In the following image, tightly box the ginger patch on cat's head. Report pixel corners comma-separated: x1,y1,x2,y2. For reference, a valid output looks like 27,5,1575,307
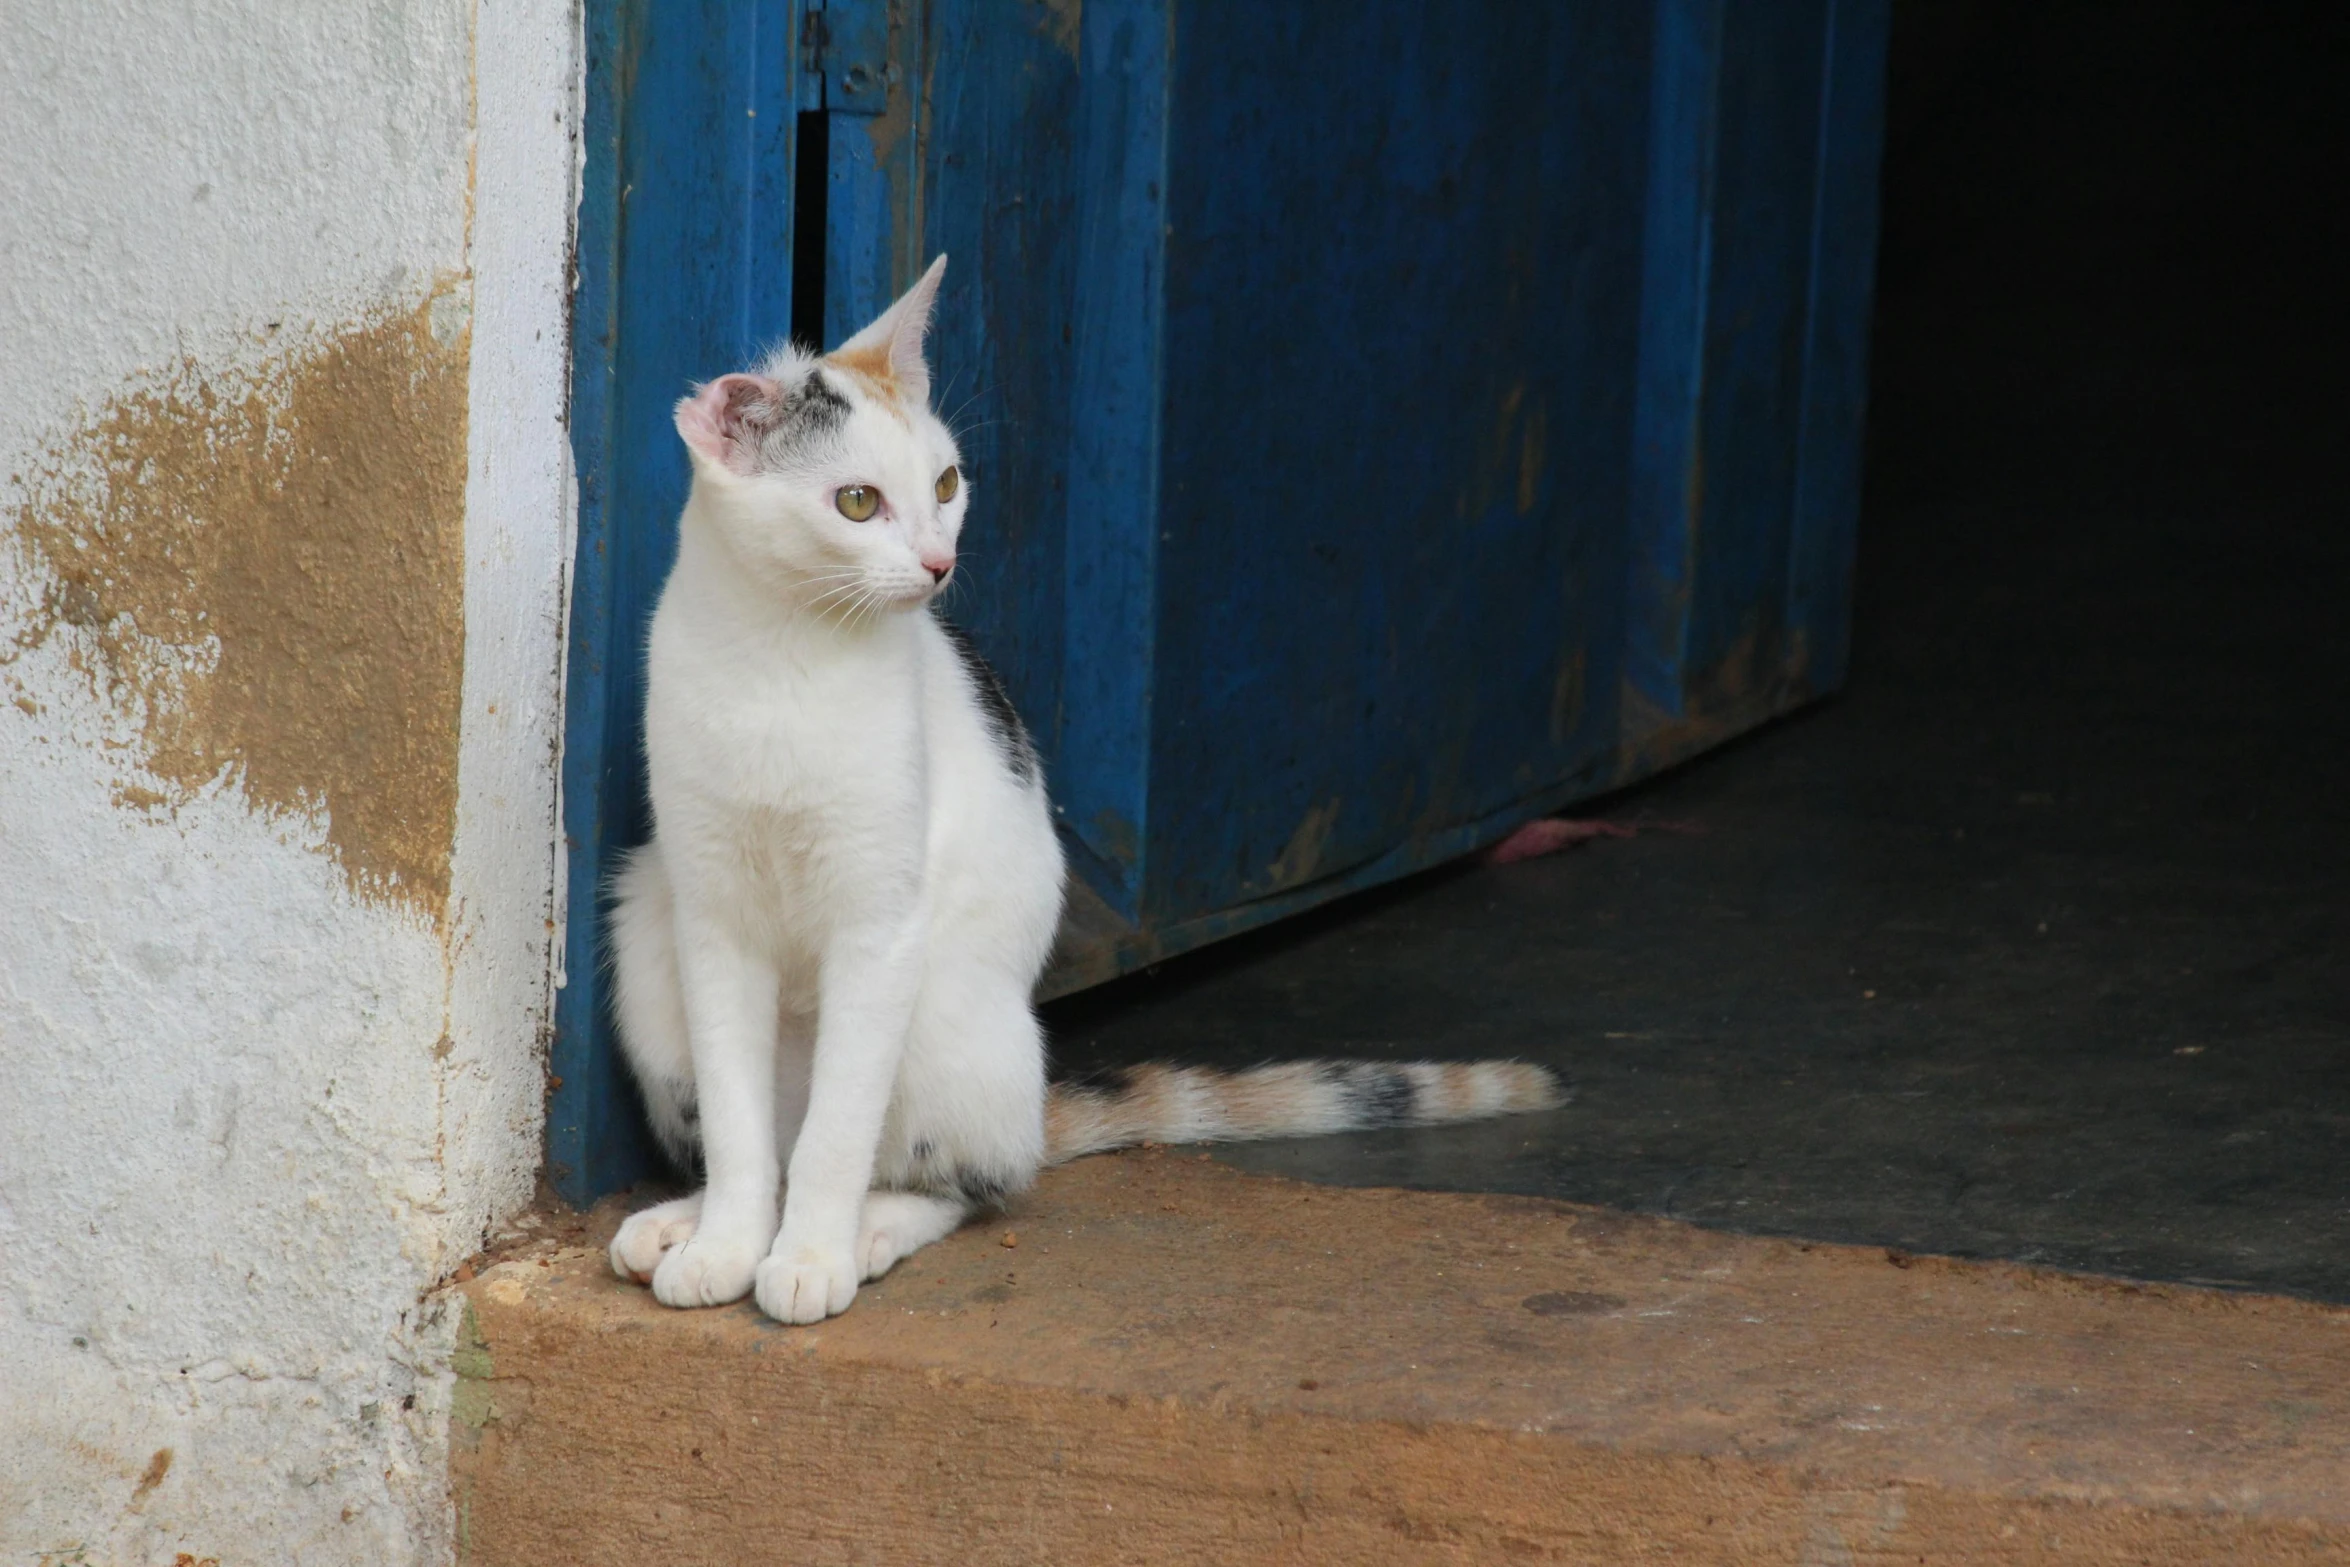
823,339,903,409
821,254,947,415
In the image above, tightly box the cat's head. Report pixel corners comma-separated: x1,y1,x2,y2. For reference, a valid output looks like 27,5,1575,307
674,255,966,617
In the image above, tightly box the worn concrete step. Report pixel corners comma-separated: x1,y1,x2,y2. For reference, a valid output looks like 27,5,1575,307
454,1152,2350,1565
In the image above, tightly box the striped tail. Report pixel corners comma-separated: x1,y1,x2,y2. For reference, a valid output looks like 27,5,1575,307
1044,1059,1567,1163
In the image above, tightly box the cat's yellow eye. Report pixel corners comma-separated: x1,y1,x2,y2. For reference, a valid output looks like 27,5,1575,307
835,484,880,521
934,465,961,504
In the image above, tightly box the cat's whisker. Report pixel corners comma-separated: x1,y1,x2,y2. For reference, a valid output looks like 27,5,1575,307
808,579,867,618
943,381,999,429
934,361,970,412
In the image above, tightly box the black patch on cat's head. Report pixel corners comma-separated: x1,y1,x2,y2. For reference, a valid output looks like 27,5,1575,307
742,366,853,469
936,618,1039,785
797,367,853,424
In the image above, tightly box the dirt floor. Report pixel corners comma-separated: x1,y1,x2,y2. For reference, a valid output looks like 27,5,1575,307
456,1156,2350,1565
1046,2,2350,1303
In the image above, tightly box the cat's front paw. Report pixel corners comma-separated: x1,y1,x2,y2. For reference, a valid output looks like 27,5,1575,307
650,1233,761,1308
755,1246,859,1324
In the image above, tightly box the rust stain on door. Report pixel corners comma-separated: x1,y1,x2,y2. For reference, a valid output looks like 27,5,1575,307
1267,797,1342,893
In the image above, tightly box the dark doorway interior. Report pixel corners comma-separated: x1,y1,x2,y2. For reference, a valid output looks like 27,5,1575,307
1046,3,2350,1300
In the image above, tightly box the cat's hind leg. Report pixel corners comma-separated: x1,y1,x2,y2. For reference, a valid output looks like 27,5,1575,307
855,1191,969,1281
610,1192,702,1284
605,844,715,1289
888,961,1049,1208
609,845,701,1167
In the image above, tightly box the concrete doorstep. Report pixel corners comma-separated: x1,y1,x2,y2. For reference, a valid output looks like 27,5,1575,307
453,1152,2350,1565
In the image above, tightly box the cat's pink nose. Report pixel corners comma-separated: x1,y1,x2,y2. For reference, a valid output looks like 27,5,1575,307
922,556,954,583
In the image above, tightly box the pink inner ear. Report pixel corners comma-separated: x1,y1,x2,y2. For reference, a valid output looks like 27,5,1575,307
676,373,782,472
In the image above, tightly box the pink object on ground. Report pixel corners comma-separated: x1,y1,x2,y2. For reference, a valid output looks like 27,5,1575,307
1482,816,1704,866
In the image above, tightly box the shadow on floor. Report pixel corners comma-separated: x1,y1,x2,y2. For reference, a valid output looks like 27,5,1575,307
1046,3,2350,1301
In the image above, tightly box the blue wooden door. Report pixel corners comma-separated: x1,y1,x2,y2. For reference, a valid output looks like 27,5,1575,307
554,0,1890,1203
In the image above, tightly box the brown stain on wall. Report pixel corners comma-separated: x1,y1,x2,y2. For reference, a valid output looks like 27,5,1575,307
127,1446,172,1512
5,293,470,915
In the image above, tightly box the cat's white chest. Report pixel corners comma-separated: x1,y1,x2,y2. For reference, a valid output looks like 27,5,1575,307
647,616,930,945
699,669,903,801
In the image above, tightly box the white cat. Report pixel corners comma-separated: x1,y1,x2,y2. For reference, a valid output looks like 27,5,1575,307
606,257,1562,1324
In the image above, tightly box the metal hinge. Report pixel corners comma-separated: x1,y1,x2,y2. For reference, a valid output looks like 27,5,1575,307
802,0,891,117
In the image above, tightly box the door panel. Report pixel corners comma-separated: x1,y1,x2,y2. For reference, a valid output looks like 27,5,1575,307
554,0,1890,1202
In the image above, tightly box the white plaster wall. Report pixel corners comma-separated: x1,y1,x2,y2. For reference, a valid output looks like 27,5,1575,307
444,0,583,1367
0,2,577,1562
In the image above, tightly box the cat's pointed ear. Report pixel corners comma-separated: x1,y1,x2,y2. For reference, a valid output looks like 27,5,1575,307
831,254,947,409
675,372,785,474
